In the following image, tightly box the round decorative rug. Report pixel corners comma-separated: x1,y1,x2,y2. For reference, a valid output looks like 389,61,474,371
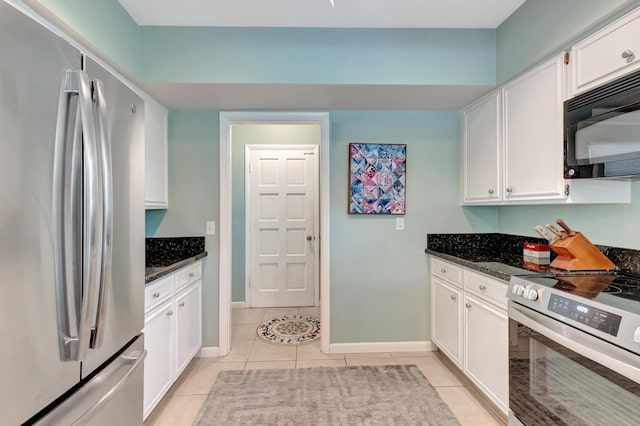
256,314,320,345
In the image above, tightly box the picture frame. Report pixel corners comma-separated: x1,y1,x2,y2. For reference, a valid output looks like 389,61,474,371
348,143,406,215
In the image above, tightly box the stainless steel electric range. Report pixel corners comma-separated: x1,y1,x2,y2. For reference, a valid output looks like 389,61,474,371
507,272,640,426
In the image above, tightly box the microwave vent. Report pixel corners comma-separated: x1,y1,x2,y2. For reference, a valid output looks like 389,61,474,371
567,69,640,112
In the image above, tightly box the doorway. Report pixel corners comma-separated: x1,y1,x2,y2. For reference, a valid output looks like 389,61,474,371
219,112,331,357
245,145,319,308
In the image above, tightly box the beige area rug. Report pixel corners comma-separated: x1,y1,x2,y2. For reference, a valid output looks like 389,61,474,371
194,365,460,425
256,315,320,345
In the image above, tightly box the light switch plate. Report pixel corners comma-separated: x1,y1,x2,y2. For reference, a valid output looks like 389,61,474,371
396,217,405,231
206,221,216,235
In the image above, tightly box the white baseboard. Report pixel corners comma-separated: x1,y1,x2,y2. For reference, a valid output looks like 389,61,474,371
329,341,433,354
231,301,246,309
197,346,220,358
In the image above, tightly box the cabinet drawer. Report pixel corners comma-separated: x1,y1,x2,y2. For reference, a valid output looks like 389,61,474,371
431,258,463,286
145,275,174,313
464,271,508,310
175,262,201,292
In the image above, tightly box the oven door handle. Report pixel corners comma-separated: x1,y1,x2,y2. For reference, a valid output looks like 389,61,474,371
509,301,640,383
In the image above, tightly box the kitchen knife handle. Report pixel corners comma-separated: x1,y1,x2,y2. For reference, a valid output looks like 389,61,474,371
534,225,553,242
556,219,576,236
546,224,565,239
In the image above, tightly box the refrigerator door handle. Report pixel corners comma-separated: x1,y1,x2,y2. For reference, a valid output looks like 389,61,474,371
91,79,112,349
59,69,103,361
53,72,82,361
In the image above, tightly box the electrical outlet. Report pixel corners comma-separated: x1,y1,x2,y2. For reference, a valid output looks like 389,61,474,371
206,221,216,235
396,217,405,231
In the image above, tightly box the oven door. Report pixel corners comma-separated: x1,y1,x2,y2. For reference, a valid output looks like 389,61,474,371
508,301,640,426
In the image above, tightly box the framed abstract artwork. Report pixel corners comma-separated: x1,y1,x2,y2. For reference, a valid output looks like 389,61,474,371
348,143,406,214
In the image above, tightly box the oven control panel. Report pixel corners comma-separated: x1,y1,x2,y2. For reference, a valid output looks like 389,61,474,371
548,294,622,336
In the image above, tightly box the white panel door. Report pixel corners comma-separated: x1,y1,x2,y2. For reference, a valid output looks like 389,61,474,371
249,147,318,307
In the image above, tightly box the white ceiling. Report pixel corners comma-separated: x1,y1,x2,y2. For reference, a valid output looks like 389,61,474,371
118,0,526,28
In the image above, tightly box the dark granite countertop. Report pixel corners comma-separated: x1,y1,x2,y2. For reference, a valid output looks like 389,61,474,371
425,233,640,281
425,249,536,282
145,236,207,284
425,233,551,281
145,252,207,284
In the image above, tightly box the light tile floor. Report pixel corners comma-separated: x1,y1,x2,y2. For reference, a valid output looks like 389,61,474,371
145,307,504,426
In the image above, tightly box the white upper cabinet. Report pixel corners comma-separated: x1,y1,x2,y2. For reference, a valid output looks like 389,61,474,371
503,55,566,202
570,7,640,96
462,91,502,203
145,99,169,209
461,54,631,206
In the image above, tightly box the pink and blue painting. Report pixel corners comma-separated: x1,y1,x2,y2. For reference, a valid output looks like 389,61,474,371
349,143,406,214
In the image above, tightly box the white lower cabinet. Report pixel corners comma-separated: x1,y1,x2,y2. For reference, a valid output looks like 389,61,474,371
431,277,463,367
175,280,202,377
143,300,174,419
430,258,508,415
143,261,202,420
463,293,508,414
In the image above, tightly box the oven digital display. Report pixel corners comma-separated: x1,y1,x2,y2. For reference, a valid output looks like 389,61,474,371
547,294,622,336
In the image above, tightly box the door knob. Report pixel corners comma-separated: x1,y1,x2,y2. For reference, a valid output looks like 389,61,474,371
306,235,313,241
622,49,634,59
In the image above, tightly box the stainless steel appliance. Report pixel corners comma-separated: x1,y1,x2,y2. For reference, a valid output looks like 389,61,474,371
507,273,640,426
0,1,146,424
564,68,640,178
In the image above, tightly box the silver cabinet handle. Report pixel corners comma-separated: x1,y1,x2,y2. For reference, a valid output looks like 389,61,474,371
622,49,634,59
167,310,174,316
488,189,494,194
440,268,446,273
153,292,160,298
179,301,185,307
479,285,487,291
189,272,195,278
506,187,513,193
450,295,457,301
465,303,472,308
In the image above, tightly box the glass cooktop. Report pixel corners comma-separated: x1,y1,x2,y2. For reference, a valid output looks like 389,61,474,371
515,273,640,314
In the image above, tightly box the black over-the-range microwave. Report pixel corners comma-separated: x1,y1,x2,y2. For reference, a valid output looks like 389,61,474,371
565,68,640,178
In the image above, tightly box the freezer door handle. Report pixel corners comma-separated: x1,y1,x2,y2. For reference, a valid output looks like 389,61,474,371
91,79,113,350
73,348,146,425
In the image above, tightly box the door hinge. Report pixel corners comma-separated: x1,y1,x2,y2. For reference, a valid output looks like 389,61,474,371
564,52,570,65
565,184,570,197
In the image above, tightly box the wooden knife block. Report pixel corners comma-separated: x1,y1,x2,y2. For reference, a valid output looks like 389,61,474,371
550,232,615,271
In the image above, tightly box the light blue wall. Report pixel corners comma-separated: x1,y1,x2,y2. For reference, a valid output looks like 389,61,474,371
496,0,633,82
25,0,141,80
231,124,321,302
146,111,219,346
329,111,497,343
498,183,640,249
140,27,496,85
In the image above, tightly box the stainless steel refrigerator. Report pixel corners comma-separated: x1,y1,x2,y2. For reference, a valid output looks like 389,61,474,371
0,1,145,424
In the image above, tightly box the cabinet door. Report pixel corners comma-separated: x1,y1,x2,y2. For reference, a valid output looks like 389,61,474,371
571,8,640,95
175,280,202,377
463,294,508,414
462,91,502,203
431,276,463,367
144,100,168,209
143,300,174,420
503,55,566,201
